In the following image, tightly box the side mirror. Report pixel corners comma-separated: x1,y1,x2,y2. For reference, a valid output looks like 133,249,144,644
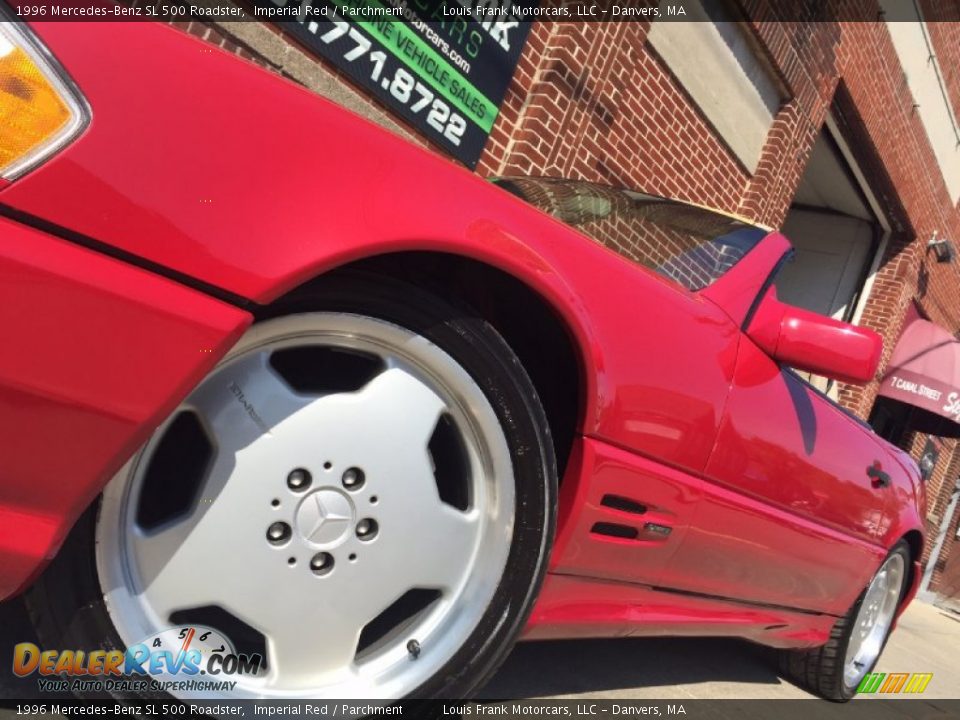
746,287,883,385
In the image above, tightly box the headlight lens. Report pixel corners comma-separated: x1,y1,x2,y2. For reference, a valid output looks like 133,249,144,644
0,22,88,180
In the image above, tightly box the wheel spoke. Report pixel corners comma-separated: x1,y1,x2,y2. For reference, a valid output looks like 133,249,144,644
263,608,364,688
131,451,274,623
188,352,313,451
405,506,483,591
338,369,482,592
132,516,226,623
359,366,448,443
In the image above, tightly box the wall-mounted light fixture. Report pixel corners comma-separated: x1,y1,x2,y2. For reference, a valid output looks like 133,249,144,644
928,231,956,264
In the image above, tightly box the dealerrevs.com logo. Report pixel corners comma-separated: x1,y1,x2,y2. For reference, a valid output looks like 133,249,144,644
13,626,263,694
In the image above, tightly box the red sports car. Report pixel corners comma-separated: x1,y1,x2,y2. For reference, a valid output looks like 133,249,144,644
0,19,925,704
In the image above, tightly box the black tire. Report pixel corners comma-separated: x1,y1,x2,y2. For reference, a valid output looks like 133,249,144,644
778,540,911,701
26,272,558,703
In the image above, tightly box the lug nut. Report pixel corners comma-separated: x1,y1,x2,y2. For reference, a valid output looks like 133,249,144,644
342,467,365,491
310,552,334,576
266,521,292,545
356,518,378,541
287,468,312,492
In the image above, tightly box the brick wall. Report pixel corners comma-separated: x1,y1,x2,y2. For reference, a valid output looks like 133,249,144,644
476,22,751,212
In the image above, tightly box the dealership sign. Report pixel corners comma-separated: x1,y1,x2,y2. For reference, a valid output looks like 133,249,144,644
259,0,535,168
883,371,960,422
878,315,960,430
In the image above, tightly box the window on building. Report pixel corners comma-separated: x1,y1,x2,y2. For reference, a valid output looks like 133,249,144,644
646,0,785,172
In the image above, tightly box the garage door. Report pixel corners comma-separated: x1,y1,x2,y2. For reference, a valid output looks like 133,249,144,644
776,208,875,321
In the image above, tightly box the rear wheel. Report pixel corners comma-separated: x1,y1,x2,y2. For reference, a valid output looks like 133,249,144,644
779,541,910,701
28,277,557,700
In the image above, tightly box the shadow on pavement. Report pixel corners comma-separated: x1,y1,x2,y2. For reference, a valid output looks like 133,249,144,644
480,636,785,698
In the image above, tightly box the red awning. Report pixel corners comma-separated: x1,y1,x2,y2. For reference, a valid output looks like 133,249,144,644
879,316,960,437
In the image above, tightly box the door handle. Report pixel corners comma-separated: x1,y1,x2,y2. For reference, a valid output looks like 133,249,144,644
867,462,891,489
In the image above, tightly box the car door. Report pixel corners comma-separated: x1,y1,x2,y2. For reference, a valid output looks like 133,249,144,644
659,321,893,617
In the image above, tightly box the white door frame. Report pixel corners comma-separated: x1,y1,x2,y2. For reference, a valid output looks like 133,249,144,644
822,115,892,328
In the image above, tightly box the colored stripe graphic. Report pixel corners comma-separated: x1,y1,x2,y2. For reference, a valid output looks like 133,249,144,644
857,673,885,693
857,672,933,694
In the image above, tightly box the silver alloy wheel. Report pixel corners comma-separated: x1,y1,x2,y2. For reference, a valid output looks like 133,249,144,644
842,552,905,690
96,313,516,699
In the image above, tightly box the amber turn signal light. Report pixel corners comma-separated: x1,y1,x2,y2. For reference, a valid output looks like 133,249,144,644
0,22,88,180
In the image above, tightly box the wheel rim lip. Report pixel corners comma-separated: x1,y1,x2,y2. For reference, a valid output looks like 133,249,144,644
95,313,517,699
842,553,905,690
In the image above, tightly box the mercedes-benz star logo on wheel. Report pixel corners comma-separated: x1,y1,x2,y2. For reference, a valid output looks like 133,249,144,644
295,489,354,546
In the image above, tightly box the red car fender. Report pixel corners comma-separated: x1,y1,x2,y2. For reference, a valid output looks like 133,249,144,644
0,217,251,599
